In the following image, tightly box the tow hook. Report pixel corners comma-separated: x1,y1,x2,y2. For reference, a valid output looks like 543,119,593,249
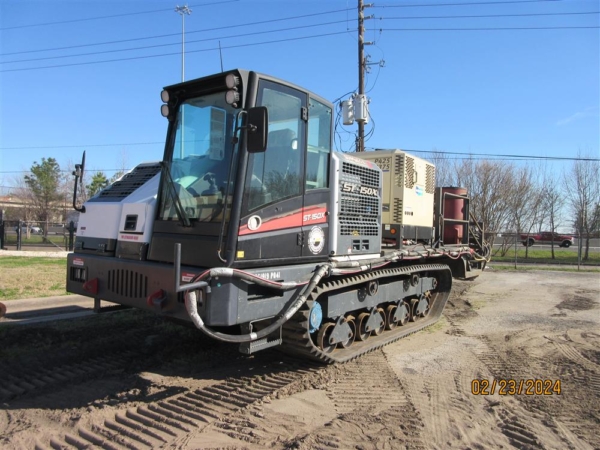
147,289,167,312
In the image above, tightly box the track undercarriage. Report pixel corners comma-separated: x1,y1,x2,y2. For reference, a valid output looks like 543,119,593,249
281,264,453,363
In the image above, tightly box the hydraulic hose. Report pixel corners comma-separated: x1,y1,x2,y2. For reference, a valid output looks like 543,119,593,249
184,264,330,344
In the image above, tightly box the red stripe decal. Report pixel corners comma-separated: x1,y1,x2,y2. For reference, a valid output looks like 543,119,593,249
239,204,327,236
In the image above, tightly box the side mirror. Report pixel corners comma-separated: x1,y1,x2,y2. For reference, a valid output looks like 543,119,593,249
246,106,268,153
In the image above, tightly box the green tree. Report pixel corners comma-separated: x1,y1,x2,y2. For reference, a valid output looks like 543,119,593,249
87,171,109,197
23,158,61,230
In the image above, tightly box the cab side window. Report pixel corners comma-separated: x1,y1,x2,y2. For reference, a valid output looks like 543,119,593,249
306,98,331,190
245,83,304,211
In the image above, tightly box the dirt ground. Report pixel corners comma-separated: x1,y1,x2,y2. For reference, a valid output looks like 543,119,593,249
1,269,599,449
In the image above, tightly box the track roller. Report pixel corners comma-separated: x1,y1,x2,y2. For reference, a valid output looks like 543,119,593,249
317,322,336,354
385,304,398,330
339,315,355,349
396,301,410,326
281,264,453,364
356,312,371,341
372,308,385,336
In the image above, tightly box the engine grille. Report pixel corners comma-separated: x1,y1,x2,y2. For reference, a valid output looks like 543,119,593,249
107,269,148,299
339,160,380,236
92,163,161,201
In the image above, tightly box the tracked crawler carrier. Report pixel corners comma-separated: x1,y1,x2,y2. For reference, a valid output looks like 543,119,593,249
67,69,489,363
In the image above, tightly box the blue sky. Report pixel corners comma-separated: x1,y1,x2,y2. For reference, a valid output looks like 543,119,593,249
0,0,598,189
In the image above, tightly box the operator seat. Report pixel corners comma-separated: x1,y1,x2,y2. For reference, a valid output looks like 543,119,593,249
265,128,297,177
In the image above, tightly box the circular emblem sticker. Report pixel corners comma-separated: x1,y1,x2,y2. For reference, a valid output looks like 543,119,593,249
308,226,325,254
247,215,262,231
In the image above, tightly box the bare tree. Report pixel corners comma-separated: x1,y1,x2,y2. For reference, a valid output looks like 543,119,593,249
538,167,565,260
11,176,37,238
428,148,453,187
505,165,544,258
452,158,516,249
109,150,130,183
564,151,600,260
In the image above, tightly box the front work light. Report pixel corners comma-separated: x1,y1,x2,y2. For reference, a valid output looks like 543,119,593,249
160,89,170,103
225,74,240,89
225,90,240,105
161,104,169,118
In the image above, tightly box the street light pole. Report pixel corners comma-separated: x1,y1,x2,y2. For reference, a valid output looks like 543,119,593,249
175,5,192,82
175,5,192,158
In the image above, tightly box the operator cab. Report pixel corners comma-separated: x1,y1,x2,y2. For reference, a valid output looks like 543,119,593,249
149,70,333,269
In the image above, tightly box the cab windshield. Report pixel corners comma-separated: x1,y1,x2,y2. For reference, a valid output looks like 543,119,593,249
159,93,238,223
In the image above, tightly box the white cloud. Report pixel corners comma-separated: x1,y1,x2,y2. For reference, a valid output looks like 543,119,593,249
556,107,598,126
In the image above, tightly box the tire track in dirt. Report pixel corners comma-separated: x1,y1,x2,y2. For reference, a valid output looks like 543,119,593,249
36,359,324,450
0,349,140,402
473,334,597,450
277,350,428,449
536,335,600,449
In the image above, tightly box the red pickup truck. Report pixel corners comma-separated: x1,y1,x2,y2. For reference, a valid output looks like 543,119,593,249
521,232,574,248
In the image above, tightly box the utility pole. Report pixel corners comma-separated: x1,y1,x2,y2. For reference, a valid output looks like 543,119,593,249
340,1,380,152
175,5,192,82
356,0,373,152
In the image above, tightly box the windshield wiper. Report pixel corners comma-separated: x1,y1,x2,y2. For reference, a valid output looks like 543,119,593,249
161,162,191,227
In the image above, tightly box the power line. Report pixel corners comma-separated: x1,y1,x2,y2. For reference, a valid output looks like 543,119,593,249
0,7,352,57
0,1,237,31
0,142,163,150
383,26,599,30
382,11,599,20
0,140,597,164
0,30,352,73
3,21,596,74
396,148,600,161
1,19,350,65
376,0,563,8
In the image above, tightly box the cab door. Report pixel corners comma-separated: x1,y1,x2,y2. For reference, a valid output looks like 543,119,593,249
237,80,307,263
301,96,332,259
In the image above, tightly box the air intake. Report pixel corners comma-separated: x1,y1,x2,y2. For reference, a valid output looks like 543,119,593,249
107,269,148,299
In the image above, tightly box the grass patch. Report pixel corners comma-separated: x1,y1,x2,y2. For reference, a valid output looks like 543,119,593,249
3,234,67,246
0,257,68,300
489,265,600,273
426,316,448,333
492,248,600,265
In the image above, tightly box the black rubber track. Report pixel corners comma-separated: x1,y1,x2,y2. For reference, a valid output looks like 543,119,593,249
281,263,453,364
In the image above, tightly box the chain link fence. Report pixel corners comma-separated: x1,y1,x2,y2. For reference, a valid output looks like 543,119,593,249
487,232,600,267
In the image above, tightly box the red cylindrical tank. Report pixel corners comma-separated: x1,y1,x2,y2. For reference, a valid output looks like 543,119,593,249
441,187,467,245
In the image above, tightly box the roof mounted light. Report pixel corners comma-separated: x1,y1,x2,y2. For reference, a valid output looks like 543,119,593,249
225,74,240,89
225,90,240,106
160,89,170,103
161,104,170,118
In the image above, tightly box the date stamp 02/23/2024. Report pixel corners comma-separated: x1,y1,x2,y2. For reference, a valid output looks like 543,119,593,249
471,379,562,396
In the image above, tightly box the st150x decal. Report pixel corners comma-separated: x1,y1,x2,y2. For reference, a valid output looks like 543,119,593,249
341,182,379,197
303,211,326,223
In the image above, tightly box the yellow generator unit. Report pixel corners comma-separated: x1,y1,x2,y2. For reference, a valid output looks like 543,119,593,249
350,149,436,249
